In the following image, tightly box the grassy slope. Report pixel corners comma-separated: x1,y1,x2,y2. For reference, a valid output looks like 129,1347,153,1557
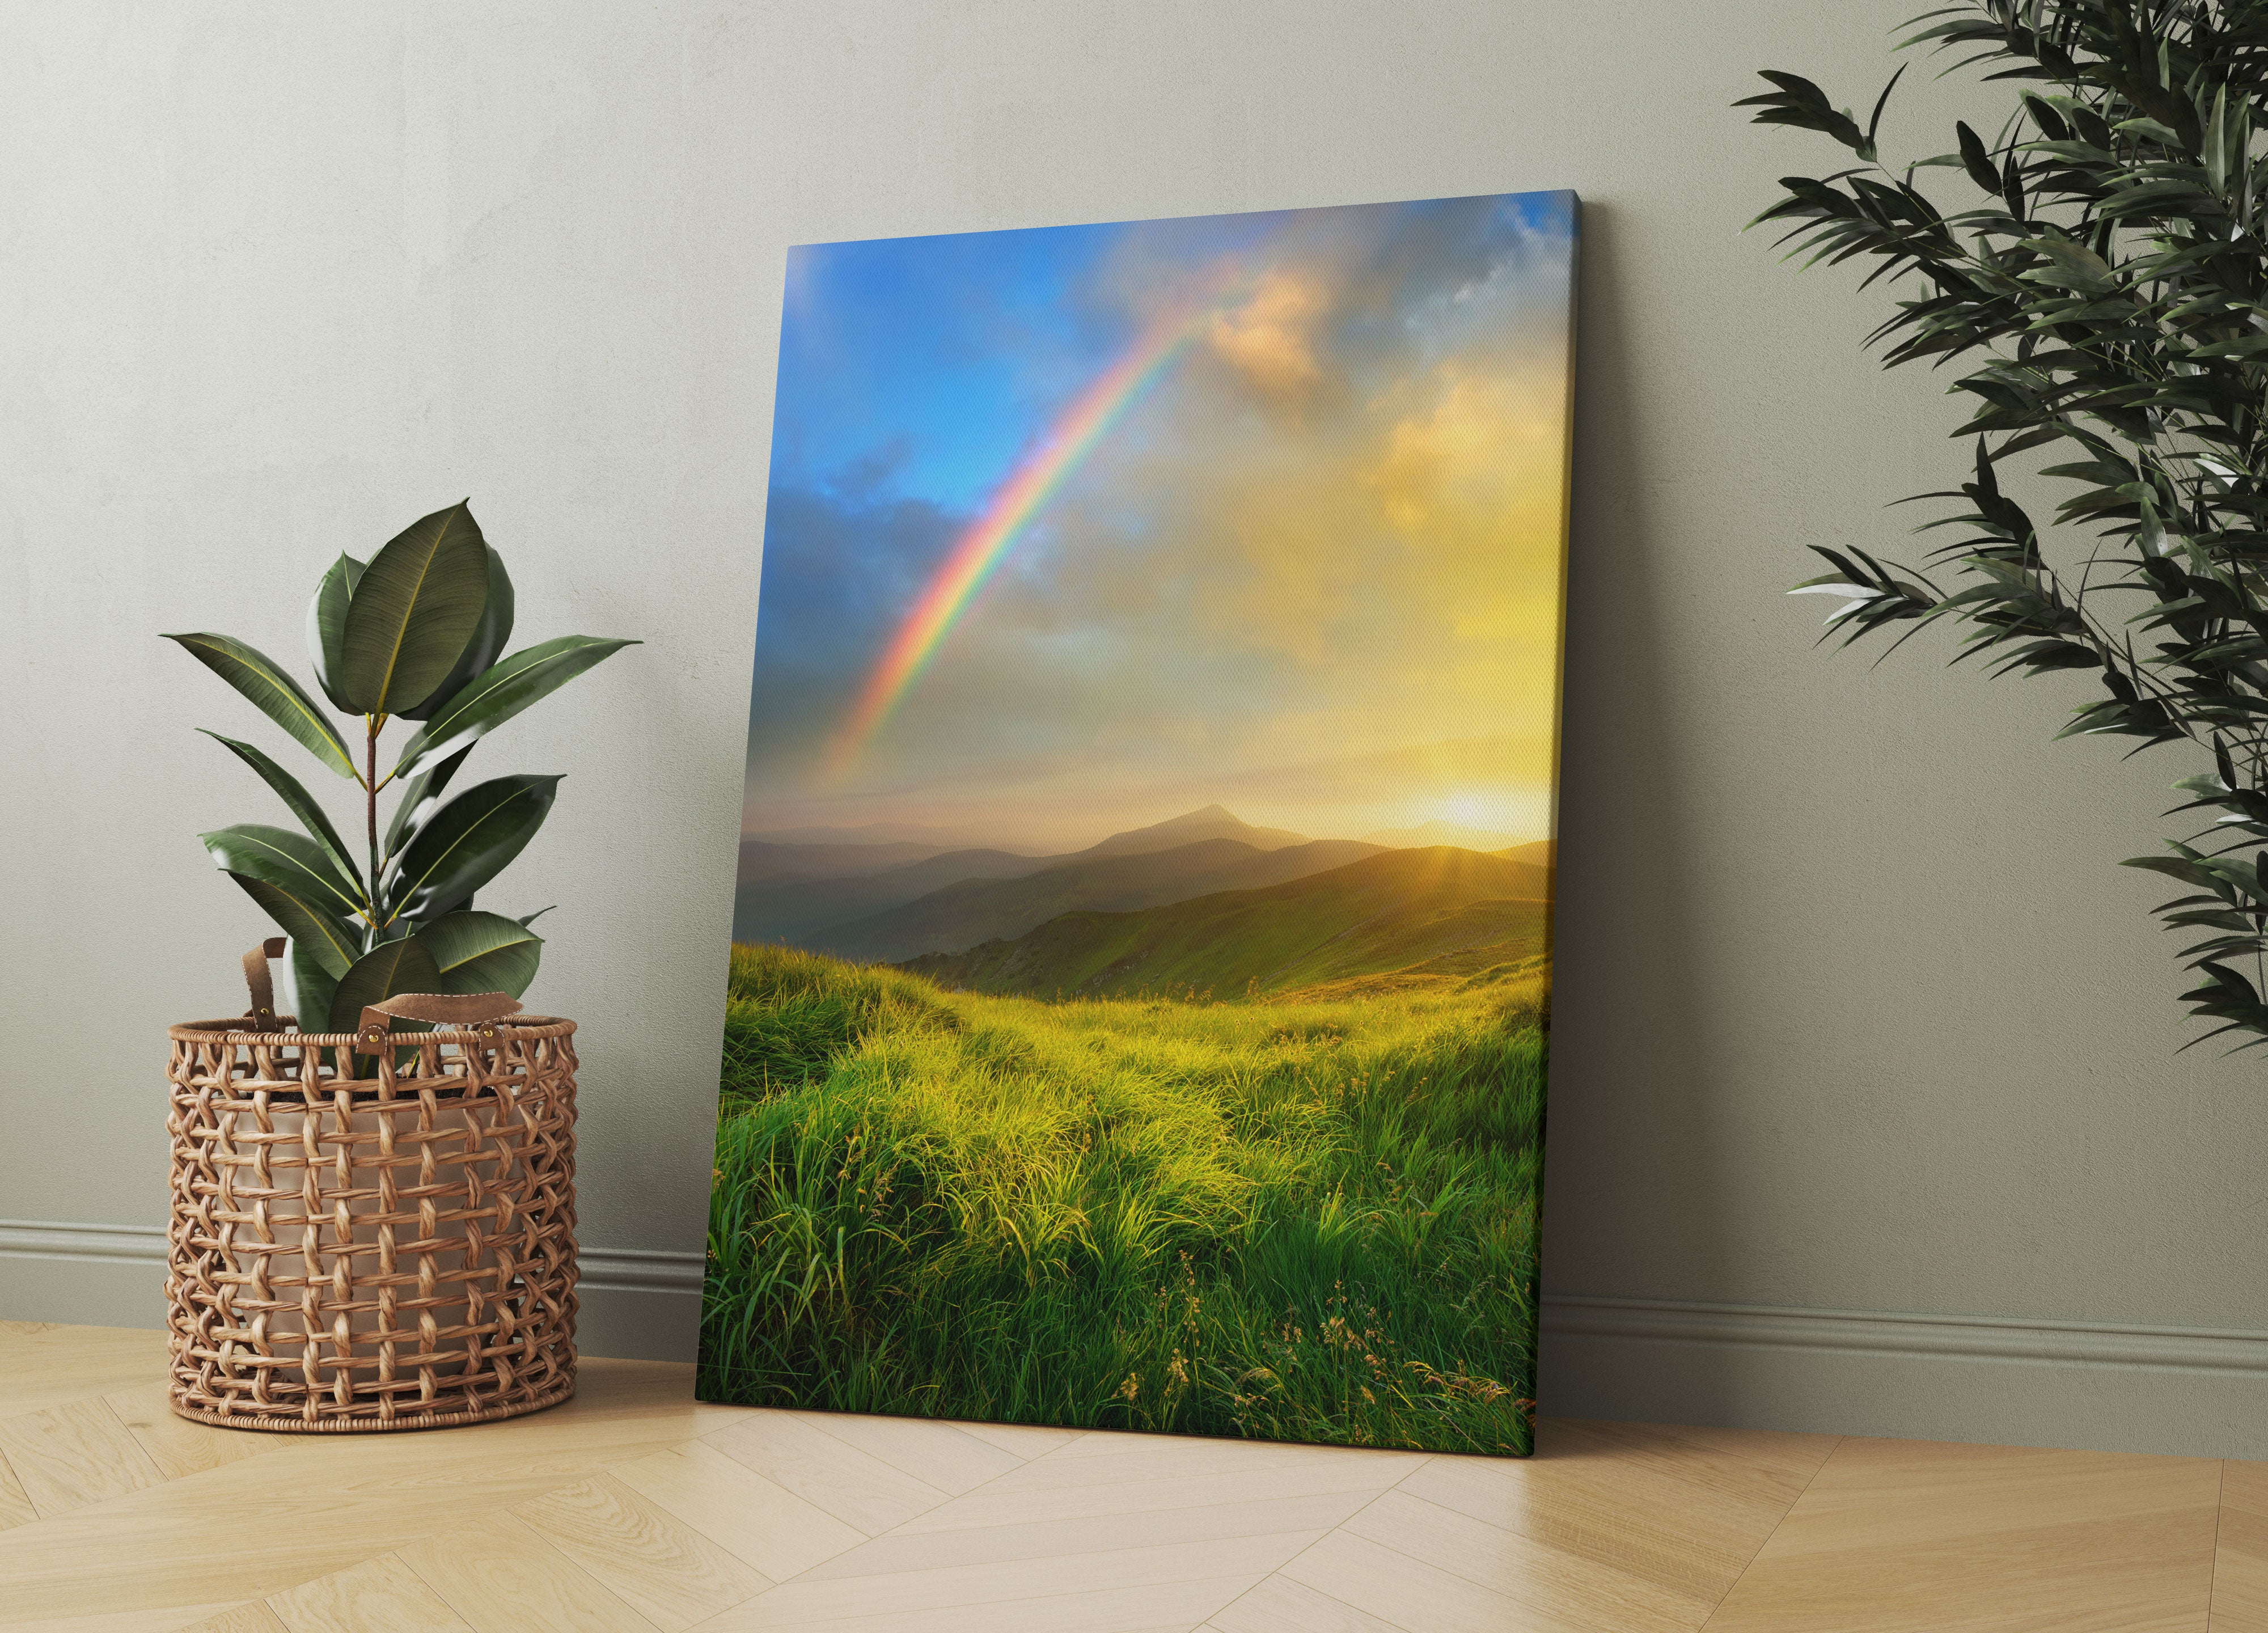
902,844,1551,1000
703,942,1546,1456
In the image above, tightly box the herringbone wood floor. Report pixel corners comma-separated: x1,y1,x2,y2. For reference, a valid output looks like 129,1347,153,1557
0,1321,2256,1631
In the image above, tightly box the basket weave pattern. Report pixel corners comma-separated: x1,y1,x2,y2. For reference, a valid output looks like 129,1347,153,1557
164,1017,579,1432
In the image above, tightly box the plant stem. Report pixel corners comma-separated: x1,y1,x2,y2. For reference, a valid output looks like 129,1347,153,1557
366,718,380,921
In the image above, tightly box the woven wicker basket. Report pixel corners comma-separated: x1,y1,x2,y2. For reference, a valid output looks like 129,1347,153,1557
164,943,579,1432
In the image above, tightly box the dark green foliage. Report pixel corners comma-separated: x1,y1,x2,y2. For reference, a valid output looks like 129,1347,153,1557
169,502,637,1024
1744,2,2268,1050
700,944,1543,1455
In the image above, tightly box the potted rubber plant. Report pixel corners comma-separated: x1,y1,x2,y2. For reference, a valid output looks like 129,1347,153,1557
166,501,636,1031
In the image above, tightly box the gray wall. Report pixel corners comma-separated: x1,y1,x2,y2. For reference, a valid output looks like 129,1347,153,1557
8,1,2264,1454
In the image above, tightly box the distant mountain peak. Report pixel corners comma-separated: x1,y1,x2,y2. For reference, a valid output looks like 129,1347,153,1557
1083,805,1309,858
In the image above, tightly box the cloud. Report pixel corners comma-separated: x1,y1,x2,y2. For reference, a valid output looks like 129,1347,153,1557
1205,270,1329,402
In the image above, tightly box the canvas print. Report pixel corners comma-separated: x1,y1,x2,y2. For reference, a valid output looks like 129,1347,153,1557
702,191,1574,1457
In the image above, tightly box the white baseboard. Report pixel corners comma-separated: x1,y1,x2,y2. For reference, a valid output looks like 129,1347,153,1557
9,1220,2265,1456
0,1219,703,1363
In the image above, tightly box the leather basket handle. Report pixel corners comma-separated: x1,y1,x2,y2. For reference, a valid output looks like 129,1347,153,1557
242,939,287,1031
354,991,524,1053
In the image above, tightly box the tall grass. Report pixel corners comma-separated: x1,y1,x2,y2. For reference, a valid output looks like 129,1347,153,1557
700,943,1546,1455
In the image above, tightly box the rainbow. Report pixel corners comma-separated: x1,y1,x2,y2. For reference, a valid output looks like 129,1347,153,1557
819,297,1217,781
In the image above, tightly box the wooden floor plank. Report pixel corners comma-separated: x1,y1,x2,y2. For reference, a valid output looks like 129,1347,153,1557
996,1438,1427,1492
0,1446,37,1532
704,1412,953,1534
700,1571,1266,1632
950,1421,1087,1461
0,1356,725,1628
1347,1486,1702,1633
892,1445,1419,1535
789,1410,1026,1496
0,1329,173,1420
1,1607,252,1633
514,1472,772,1631
803,1488,1378,1581
1206,1575,1407,1633
1281,1528,1547,1633
101,1388,274,1482
0,1399,166,1518
610,1440,867,1584
269,1555,475,1633
1705,1436,2220,1632
176,1607,289,1633
2211,1457,2268,1632
397,1510,650,1632
706,1530,1322,1628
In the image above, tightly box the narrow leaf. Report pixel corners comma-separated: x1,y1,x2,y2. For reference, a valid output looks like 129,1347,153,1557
202,824,369,924
200,731,362,890
284,944,340,1031
223,874,359,980
163,633,357,780
392,636,639,779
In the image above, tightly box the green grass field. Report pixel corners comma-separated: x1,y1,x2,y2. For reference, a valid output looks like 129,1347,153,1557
699,940,1547,1456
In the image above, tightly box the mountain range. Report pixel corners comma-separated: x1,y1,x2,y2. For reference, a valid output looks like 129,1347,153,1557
735,805,1334,950
811,836,1385,964
899,844,1552,1000
731,805,1554,968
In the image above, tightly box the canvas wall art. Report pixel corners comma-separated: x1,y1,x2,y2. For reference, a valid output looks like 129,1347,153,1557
702,191,1575,1457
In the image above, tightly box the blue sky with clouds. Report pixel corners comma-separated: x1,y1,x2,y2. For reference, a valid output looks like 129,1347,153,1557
746,192,1577,851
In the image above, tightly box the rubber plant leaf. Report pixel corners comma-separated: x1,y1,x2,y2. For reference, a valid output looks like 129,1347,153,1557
284,945,340,1032
325,936,443,1033
383,743,473,861
305,553,366,712
392,635,639,779
411,909,543,999
383,775,561,923
201,824,369,926
162,632,357,780
397,545,515,721
336,501,491,716
200,731,362,892
221,874,359,980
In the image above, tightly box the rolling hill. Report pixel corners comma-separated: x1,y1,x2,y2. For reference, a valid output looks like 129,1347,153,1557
737,805,1331,957
733,846,1057,945
813,835,1384,964
898,844,1552,1000
737,837,957,886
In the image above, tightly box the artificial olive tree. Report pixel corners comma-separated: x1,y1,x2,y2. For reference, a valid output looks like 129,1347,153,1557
1746,2,2268,1048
